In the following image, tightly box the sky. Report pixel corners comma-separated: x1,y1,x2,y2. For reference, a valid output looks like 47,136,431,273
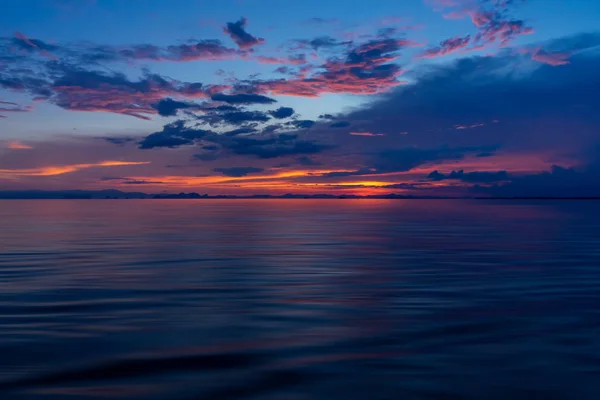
1,0,600,196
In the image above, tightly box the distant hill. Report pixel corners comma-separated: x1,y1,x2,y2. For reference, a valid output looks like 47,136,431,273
0,190,598,200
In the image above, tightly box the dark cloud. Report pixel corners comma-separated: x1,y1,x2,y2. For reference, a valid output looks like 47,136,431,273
269,107,295,119
153,98,203,117
278,133,298,141
0,65,220,119
291,120,315,129
12,32,59,56
122,179,164,185
138,120,212,149
319,114,335,120
262,124,283,134
212,167,265,177
211,93,276,104
3,33,241,65
223,17,265,50
223,127,258,136
274,66,292,74
156,40,240,62
229,139,332,159
292,36,351,51
475,165,600,197
368,145,499,175
102,137,136,145
296,156,322,166
428,169,509,183
194,153,219,161
330,121,350,128
221,111,271,124
334,35,600,156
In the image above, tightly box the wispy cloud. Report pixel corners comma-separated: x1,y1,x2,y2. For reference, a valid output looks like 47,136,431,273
6,141,33,150
0,161,149,178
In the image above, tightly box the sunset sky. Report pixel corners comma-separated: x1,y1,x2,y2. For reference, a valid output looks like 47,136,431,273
1,0,600,196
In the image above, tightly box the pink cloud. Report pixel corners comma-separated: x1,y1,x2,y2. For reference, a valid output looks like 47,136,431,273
429,0,534,50
254,55,307,65
14,31,38,48
455,123,485,130
248,38,408,97
14,31,58,60
525,47,571,66
421,35,471,58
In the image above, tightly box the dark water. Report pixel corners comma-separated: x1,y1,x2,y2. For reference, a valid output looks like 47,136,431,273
1,199,599,399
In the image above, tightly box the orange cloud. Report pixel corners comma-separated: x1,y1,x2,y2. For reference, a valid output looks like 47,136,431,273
0,161,149,178
124,169,356,188
7,141,33,149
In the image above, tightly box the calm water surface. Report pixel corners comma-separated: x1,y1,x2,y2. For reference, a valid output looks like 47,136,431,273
1,199,599,399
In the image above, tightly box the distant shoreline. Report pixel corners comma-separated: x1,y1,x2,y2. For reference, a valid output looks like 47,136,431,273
0,190,599,201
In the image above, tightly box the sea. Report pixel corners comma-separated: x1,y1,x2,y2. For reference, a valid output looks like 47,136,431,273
0,199,599,399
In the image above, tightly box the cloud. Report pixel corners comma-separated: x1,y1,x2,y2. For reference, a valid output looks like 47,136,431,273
6,141,33,149
429,0,533,50
269,107,295,119
300,18,340,26
349,131,384,136
455,123,485,130
0,103,33,114
223,17,265,50
292,36,351,51
474,165,600,197
43,66,221,119
291,120,315,129
211,93,276,104
242,37,410,97
319,114,335,119
428,169,509,183
330,121,351,128
121,179,164,185
12,31,58,60
227,139,332,159
421,35,471,58
221,110,271,124
138,120,213,149
255,54,307,65
223,127,258,136
296,156,322,166
0,161,149,178
153,98,204,116
102,137,136,145
522,47,571,66
145,40,239,62
332,34,600,161
212,167,265,177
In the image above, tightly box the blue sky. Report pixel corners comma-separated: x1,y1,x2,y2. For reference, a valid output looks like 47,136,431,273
1,0,600,196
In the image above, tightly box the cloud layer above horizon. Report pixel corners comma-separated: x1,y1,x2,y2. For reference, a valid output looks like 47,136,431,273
1,0,600,196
